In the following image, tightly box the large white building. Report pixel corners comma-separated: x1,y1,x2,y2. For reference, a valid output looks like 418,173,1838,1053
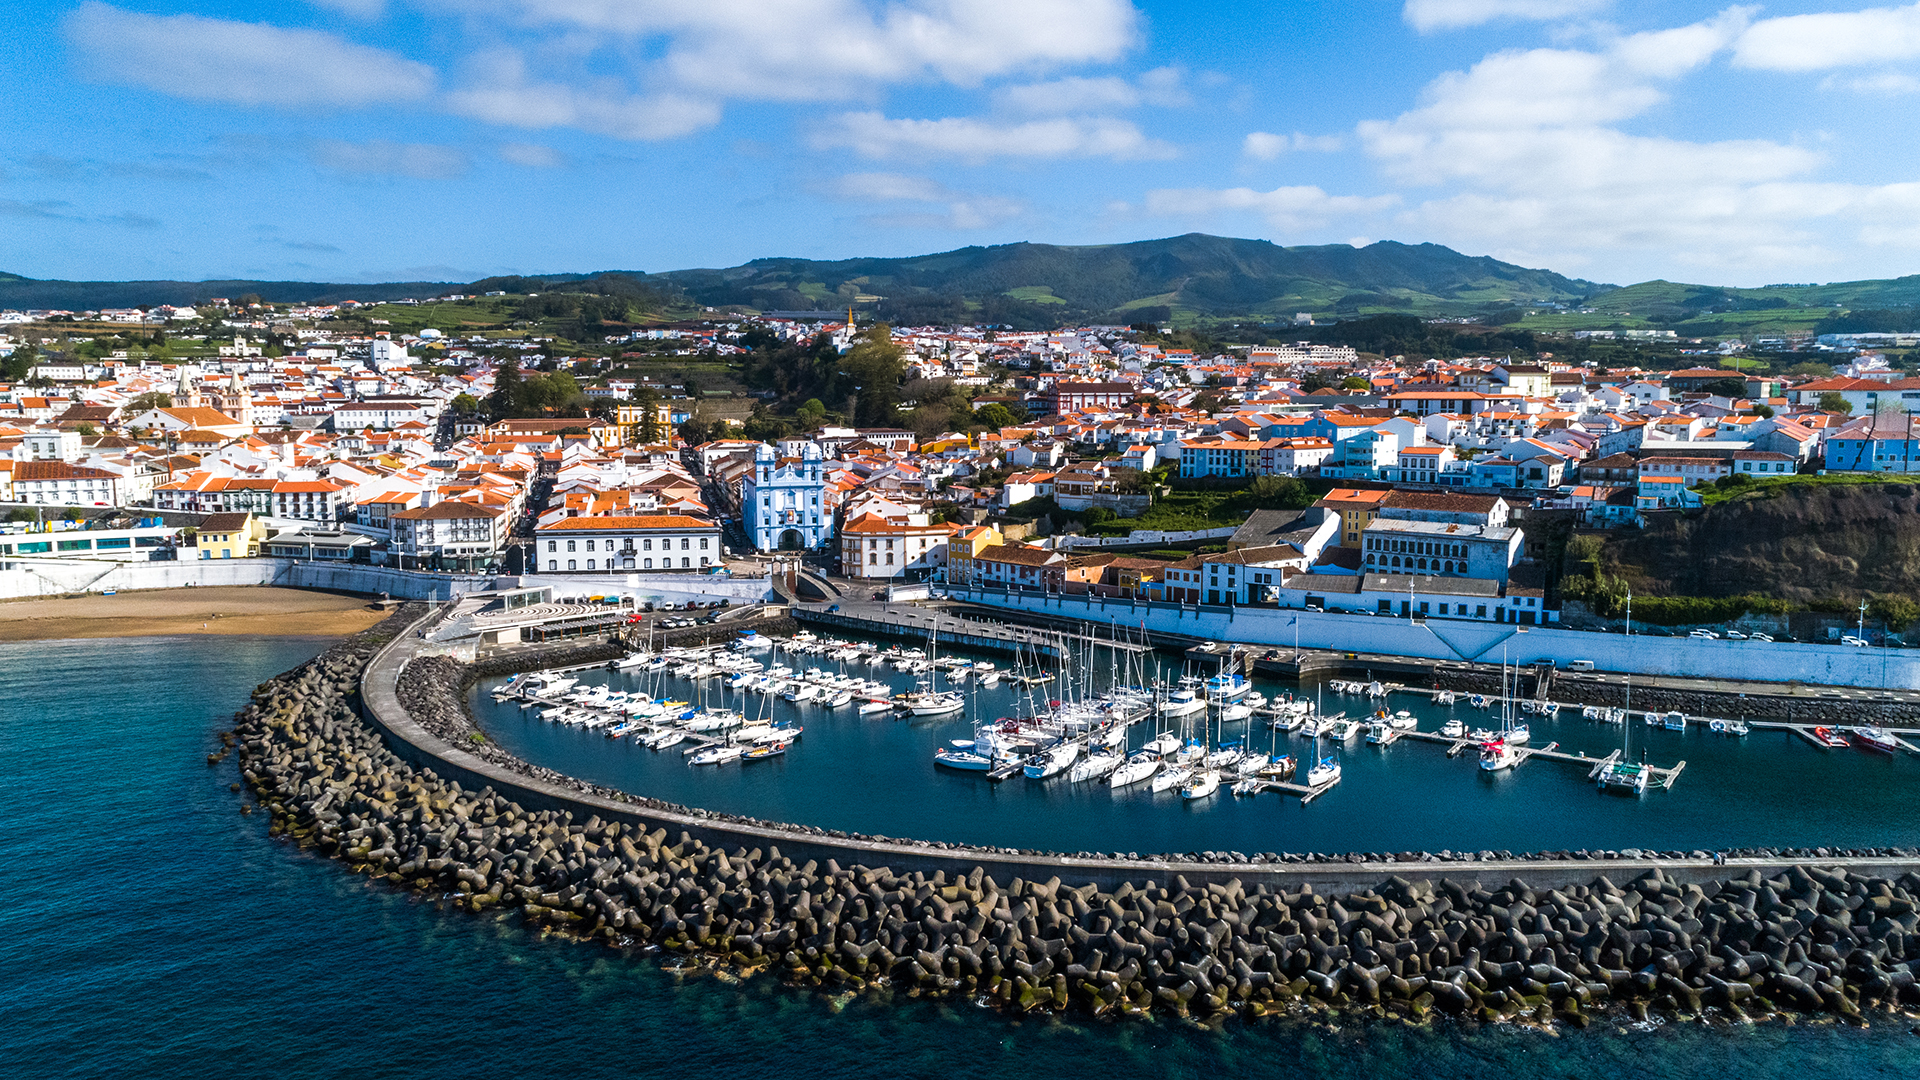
744,442,828,551
535,514,721,573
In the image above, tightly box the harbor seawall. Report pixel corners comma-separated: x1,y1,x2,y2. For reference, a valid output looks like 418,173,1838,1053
952,587,1920,692
221,606,1920,1025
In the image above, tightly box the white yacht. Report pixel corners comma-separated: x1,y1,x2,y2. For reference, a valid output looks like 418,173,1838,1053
1478,738,1520,772
1306,756,1341,787
1023,742,1082,780
1109,751,1161,788
1180,769,1221,800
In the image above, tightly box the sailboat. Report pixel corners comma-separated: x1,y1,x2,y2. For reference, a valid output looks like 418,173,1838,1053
1305,719,1341,788
1180,768,1221,800
1596,673,1648,794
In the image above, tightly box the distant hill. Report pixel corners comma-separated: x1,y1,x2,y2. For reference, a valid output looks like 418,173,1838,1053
0,234,1604,327
0,275,462,310
656,233,1606,326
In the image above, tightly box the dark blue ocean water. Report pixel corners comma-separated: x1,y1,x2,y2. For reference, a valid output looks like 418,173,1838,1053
5,635,1920,1079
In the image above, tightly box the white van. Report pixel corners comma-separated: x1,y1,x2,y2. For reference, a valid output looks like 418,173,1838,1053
1565,660,1595,671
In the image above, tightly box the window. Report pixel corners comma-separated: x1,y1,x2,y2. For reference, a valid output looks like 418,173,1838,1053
586,539,595,552
700,556,710,566
548,560,557,570
681,538,690,550
869,553,877,564
681,557,690,568
567,540,576,552
644,558,653,569
547,540,557,552
567,559,577,570
700,538,709,550
644,539,652,551
587,559,596,570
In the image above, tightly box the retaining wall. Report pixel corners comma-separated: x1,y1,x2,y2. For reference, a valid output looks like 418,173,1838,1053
954,587,1920,691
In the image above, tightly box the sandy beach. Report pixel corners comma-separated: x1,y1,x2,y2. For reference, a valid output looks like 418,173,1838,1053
0,586,389,642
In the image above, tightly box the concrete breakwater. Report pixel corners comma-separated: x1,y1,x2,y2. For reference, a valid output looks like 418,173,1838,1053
223,612,1920,1026
1420,667,1920,727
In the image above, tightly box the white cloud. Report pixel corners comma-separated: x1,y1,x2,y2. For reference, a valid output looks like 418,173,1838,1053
1734,3,1920,71
1352,9,1920,277
436,0,1140,103
64,2,435,108
307,0,387,17
822,172,1025,229
1823,71,1920,93
1403,0,1606,33
1242,131,1344,160
446,50,720,140
816,112,1176,162
311,140,470,179
1135,186,1397,230
994,66,1188,114
497,142,566,167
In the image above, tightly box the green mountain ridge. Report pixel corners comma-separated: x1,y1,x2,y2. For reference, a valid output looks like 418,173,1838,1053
8,233,1920,332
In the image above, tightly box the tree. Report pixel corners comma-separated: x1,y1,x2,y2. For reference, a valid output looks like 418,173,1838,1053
127,390,173,412
1870,595,1920,633
450,393,481,415
2,342,38,382
838,325,908,427
1191,391,1226,415
632,386,663,443
796,398,827,430
972,402,1017,430
1752,404,1775,419
488,357,522,422
1816,392,1854,414
1340,376,1372,391
75,422,97,436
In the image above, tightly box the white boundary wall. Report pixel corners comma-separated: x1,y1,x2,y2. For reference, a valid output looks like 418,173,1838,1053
955,586,1920,690
0,558,774,607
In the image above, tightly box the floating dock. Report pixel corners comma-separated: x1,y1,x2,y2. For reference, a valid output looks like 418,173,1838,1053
795,601,1152,659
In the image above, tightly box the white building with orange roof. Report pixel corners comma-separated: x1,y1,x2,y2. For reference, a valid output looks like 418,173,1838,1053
837,511,947,581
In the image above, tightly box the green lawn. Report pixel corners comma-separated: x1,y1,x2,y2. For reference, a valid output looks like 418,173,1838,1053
1698,472,1920,506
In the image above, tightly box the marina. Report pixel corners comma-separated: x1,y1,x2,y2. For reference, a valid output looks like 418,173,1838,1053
469,625,1920,859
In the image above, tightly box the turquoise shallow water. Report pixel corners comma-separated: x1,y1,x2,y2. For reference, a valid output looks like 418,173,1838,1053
5,634,1920,1079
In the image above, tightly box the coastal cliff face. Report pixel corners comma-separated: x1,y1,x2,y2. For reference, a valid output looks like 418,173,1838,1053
218,612,1920,1027
1604,484,1920,603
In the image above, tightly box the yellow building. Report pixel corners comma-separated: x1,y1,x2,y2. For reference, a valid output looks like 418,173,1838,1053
195,512,264,559
1314,488,1390,548
612,401,678,446
942,522,1004,585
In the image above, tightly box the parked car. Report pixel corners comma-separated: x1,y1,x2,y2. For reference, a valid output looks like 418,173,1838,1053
1689,629,1718,640
1724,630,1746,640
1748,632,1774,643
826,604,839,613
1842,635,1869,647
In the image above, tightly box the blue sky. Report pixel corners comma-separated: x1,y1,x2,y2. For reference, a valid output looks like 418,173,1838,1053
6,0,1920,287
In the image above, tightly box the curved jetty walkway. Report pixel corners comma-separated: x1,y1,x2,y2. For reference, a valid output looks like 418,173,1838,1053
222,604,1920,1025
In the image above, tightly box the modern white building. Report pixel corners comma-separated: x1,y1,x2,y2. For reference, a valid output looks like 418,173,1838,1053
535,514,722,572
744,442,828,551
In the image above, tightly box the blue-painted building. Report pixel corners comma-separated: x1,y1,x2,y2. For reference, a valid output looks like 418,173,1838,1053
746,442,828,551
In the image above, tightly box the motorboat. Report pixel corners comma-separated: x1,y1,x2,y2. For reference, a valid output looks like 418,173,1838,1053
1504,724,1530,746
1245,692,1268,710
824,690,855,709
1855,725,1900,753
1266,709,1308,733
742,741,789,761
643,729,687,750
1434,691,1458,706
734,632,774,652
689,744,744,766
1110,751,1162,788
1216,702,1253,722
1662,711,1688,732
1023,742,1082,780
1478,739,1520,772
1180,769,1221,800
1162,689,1207,718
1234,753,1269,777
1468,694,1490,710
1389,710,1417,730
934,747,992,771
1365,721,1393,744
1205,672,1250,701
1441,718,1466,738
1305,755,1341,787
1327,718,1361,742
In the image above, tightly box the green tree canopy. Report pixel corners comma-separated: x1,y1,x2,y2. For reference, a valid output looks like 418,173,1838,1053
1816,392,1854,414
839,326,908,427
